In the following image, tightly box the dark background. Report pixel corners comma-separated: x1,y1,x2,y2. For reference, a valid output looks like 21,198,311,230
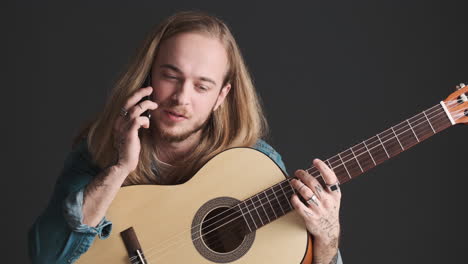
4,0,467,263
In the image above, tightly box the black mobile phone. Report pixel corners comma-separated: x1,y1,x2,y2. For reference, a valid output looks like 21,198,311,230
138,73,152,118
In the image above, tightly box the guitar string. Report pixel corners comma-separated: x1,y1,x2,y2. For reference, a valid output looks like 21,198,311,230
138,104,466,263
141,187,297,264
191,105,461,242
130,100,462,262
140,100,454,255
304,100,459,176
132,102,464,262
147,100,464,262
130,180,296,264
135,105,465,264
144,190,291,264
139,99,458,258
139,105,466,264
304,106,464,180
307,105,465,177
126,101,457,262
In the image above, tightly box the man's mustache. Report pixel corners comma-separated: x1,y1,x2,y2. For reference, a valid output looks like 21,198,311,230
158,101,190,118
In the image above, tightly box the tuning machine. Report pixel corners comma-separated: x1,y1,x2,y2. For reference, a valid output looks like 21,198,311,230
456,83,467,103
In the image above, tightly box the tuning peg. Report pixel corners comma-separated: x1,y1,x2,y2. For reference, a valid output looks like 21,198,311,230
456,83,466,90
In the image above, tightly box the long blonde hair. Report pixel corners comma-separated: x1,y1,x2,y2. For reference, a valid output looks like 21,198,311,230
74,11,269,185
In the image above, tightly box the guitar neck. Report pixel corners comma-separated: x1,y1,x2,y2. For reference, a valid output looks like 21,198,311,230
237,84,468,233
236,102,456,233
311,102,454,186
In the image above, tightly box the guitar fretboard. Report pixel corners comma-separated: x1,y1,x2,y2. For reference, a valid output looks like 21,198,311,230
235,102,454,233
312,103,452,186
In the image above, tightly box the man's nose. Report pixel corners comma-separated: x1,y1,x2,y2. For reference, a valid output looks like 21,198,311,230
171,81,191,105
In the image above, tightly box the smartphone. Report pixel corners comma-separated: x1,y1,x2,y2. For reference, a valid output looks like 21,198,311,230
138,73,152,119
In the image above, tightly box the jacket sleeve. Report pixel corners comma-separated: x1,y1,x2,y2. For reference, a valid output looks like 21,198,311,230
252,139,288,174
28,140,112,264
253,139,344,264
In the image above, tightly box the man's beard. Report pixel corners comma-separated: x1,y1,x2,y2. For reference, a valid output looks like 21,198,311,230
154,113,212,143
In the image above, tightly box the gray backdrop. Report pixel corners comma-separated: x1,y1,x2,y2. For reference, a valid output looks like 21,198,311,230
4,0,468,263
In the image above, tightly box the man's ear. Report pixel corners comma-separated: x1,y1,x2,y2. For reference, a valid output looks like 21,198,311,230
213,83,231,111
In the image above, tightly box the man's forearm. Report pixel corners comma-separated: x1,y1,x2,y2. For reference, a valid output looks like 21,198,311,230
82,165,129,227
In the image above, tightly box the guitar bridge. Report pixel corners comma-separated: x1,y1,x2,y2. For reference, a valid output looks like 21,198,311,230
121,227,147,264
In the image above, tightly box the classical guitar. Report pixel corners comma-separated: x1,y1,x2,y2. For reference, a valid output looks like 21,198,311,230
76,84,468,264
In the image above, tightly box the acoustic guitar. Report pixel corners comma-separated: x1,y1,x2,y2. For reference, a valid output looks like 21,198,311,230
75,84,468,264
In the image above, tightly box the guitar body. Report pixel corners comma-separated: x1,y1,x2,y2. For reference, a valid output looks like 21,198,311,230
76,148,312,263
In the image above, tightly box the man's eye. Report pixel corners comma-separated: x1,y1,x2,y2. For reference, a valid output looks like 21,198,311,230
163,73,178,79
198,86,209,91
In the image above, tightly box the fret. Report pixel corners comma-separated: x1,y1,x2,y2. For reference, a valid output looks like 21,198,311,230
237,203,253,233
391,126,404,150
271,186,286,215
265,187,284,218
423,110,436,134
350,147,364,172
245,198,261,229
252,196,265,226
279,182,293,211
376,133,390,158
379,129,402,157
337,152,352,179
325,160,333,169
366,136,389,164
430,104,452,132
340,149,363,178
255,194,272,225
408,113,434,141
259,196,271,223
394,121,418,149
351,143,374,171
327,156,350,184
407,120,420,142
362,140,377,165
259,191,277,220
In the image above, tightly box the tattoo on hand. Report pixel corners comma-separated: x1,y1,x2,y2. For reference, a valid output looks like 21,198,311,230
315,185,323,198
312,251,338,264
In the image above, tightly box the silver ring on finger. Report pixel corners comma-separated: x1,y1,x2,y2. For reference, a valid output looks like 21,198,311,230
120,107,128,117
306,194,319,206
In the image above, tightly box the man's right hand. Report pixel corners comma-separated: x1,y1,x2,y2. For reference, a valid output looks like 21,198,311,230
113,86,158,174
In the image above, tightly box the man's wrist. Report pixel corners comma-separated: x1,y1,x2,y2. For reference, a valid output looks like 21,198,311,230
112,163,131,179
312,236,339,264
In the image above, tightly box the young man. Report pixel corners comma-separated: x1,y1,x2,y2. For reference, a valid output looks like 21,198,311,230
28,11,343,264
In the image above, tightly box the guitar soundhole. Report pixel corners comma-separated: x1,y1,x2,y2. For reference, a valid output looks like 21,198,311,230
192,196,255,263
201,206,247,253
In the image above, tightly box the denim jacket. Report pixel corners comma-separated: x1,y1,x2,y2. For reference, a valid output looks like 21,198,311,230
28,139,342,264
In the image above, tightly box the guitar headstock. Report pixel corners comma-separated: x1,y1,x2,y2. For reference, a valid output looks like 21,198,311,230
443,83,468,125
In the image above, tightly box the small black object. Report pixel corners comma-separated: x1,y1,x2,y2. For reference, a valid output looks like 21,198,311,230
138,73,152,118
